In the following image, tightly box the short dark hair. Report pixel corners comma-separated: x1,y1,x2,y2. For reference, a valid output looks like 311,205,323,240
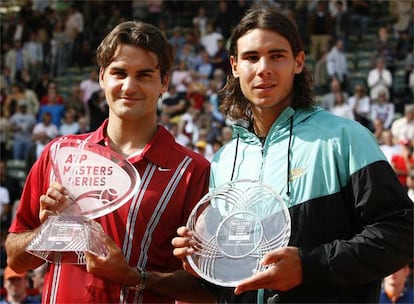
218,3,315,121
96,21,174,80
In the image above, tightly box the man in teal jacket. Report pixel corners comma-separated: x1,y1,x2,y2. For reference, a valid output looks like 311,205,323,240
173,2,413,303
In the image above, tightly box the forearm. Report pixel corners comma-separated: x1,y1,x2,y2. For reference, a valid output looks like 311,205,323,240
146,269,217,302
5,231,45,272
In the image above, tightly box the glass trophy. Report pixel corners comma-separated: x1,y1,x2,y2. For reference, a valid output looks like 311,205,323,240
186,179,291,287
26,139,140,264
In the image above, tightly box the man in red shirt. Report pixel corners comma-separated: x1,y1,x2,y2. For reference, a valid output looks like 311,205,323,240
5,21,215,303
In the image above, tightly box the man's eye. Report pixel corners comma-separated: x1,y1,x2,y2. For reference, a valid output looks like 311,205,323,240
271,54,283,59
246,56,259,62
113,71,126,77
138,73,152,78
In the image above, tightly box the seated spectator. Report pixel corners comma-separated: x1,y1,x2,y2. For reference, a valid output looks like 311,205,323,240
391,104,414,141
8,100,37,161
367,56,393,101
1,266,39,304
370,90,395,130
380,130,401,163
64,85,86,118
59,108,80,136
391,137,414,188
379,264,414,303
330,91,354,120
32,111,58,141
79,68,101,106
40,82,64,106
26,131,51,174
170,60,193,99
321,78,349,110
161,85,189,123
373,118,386,144
347,84,372,131
326,39,349,91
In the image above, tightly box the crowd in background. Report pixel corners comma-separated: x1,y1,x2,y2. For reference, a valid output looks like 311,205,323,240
0,0,413,301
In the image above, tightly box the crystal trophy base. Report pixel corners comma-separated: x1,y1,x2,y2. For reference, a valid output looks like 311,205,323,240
26,215,108,264
186,179,291,287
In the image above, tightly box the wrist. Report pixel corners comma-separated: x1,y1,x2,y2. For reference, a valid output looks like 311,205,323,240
129,267,147,291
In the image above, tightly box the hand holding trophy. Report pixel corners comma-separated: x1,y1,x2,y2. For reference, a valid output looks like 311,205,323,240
26,139,140,264
186,179,291,287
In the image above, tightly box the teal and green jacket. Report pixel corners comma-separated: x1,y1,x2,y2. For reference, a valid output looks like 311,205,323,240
210,106,413,303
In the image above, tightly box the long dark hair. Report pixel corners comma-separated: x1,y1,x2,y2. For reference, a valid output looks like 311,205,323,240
219,3,315,121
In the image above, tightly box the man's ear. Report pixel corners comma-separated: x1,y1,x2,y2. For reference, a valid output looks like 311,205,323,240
295,51,305,74
161,75,169,94
99,67,105,88
230,55,239,78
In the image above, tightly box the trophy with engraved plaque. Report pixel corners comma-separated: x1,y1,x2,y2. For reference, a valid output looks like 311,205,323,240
186,179,291,287
26,139,140,264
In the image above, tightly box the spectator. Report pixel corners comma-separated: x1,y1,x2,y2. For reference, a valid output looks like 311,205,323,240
331,0,351,47
4,39,32,84
390,1,413,34
59,108,80,136
391,137,414,188
374,26,395,71
373,117,386,144
347,84,372,130
64,84,86,118
370,90,395,130
313,48,330,95
161,85,189,123
192,6,209,37
32,111,58,141
65,4,84,67
49,19,69,77
330,91,354,120
8,100,37,161
4,83,39,119
168,122,191,147
38,83,65,128
169,26,187,64
307,0,333,61
326,39,349,91
87,89,107,132
26,129,50,173
200,22,224,58
79,68,101,106
321,77,348,110
367,56,393,101
349,0,370,40
380,130,401,163
194,49,214,88
379,264,414,303
0,266,39,304
170,60,193,99
213,0,234,39
23,31,44,84
391,104,414,141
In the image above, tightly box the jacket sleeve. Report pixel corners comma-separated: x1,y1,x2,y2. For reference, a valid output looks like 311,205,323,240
300,160,413,286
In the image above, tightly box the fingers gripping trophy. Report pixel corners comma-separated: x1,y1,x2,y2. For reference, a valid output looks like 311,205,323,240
26,139,140,264
186,179,291,287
